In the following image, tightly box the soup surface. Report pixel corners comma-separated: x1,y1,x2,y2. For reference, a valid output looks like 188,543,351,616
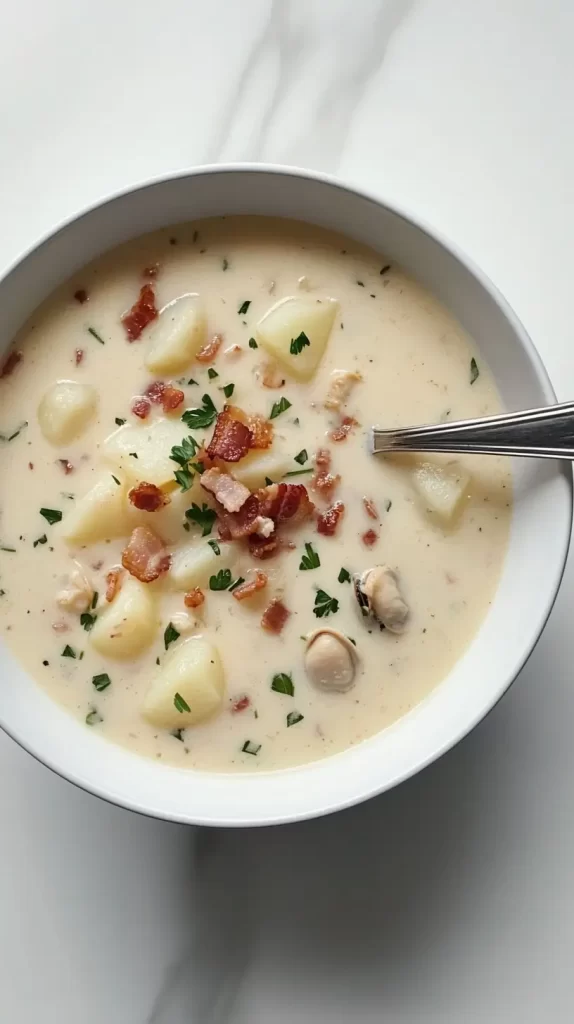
0,217,511,772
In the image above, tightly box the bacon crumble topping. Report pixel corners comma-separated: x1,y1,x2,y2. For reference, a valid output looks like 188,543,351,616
196,333,223,363
206,406,253,463
261,598,290,633
317,500,345,536
121,526,171,582
311,447,340,497
75,348,85,365
128,482,169,512
231,695,251,713
232,571,268,601
362,529,378,547
58,459,74,475
105,568,123,602
73,289,88,304
363,497,378,520
131,396,152,419
201,467,250,513
144,380,184,413
122,283,158,341
330,415,359,443
184,588,205,608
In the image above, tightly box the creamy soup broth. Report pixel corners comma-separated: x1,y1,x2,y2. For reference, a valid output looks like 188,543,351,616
0,217,511,771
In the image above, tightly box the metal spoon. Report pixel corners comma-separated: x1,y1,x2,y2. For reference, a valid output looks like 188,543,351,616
371,401,574,460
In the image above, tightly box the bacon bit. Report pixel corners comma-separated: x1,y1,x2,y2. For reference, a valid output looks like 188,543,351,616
362,529,378,547
247,413,273,450
311,447,340,496
52,621,70,634
217,494,261,540
131,395,152,419
249,533,279,560
122,283,158,341
128,481,169,512
145,380,166,404
75,348,85,366
317,501,345,537
196,333,223,364
206,406,253,463
105,568,123,602
184,588,205,608
324,370,362,411
57,459,74,475
0,351,22,378
331,416,359,443
122,526,171,583
232,571,268,602
28,462,34,470
231,695,251,713
224,344,243,360
161,385,184,412
143,263,159,278
201,467,250,513
363,497,378,520
74,289,88,304
261,598,290,633
258,482,314,525
258,361,285,389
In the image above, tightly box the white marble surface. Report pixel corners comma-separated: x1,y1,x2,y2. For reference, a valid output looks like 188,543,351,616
1,0,574,1019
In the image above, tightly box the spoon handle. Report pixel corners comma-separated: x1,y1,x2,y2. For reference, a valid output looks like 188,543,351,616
371,401,574,460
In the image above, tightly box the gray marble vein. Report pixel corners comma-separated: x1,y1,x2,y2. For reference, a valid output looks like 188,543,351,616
208,0,416,171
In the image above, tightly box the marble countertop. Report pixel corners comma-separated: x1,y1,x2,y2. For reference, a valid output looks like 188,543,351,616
2,0,574,1019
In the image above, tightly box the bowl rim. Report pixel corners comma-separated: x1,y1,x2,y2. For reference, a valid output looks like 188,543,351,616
0,162,571,826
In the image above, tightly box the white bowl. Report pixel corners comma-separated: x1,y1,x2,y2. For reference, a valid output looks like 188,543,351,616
0,166,570,826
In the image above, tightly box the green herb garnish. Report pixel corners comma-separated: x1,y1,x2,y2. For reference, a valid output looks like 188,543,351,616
208,368,219,380
187,378,198,386
40,507,62,525
0,545,16,552
80,612,97,631
313,589,339,618
208,540,221,555
222,258,229,271
91,591,98,609
284,468,313,477
164,623,180,650
271,672,294,696
270,397,292,420
385,499,392,512
170,435,199,467
238,300,251,315
248,337,258,349
264,476,273,486
289,331,310,355
338,567,351,584
85,707,103,726
221,383,235,399
33,534,47,548
92,673,111,692
241,740,261,755
174,692,191,713
209,569,232,591
181,394,217,430
87,326,105,344
470,357,479,384
228,576,245,592
287,711,304,727
115,417,126,426
0,421,28,442
62,645,76,658
299,542,320,571
171,728,185,741
112,475,121,485
174,468,194,491
129,452,138,458
294,449,308,465
185,503,216,537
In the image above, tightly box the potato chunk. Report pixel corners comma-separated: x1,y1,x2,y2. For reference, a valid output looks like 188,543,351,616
232,450,291,489
143,636,225,728
145,294,206,374
103,418,187,487
256,296,338,381
412,461,470,521
61,472,128,545
90,576,158,659
38,380,97,445
169,540,234,591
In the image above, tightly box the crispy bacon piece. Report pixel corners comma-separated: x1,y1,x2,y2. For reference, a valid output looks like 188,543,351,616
247,414,273,450
311,447,340,497
257,482,314,525
249,533,279,559
57,459,74,474
362,529,378,547
324,370,362,411
261,598,290,633
128,482,169,512
258,361,285,388
145,380,166,404
0,351,22,378
75,348,84,366
143,263,159,278
217,494,261,540
122,283,158,341
131,396,151,419
201,467,250,513
196,333,223,363
74,289,88,304
105,568,123,602
232,571,268,602
363,497,378,520
144,379,185,413
231,695,251,713
206,406,253,463
184,588,205,608
317,501,345,537
122,526,171,583
330,415,359,443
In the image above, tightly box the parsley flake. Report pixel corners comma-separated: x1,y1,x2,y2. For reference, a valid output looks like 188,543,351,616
185,503,216,537
209,569,232,591
62,645,76,658
248,337,258,349
289,331,310,355
228,576,245,592
92,673,111,692
271,673,294,696
221,383,235,399
182,394,217,430
170,435,199,467
174,468,194,491
115,417,126,426
40,507,62,525
222,258,229,271
85,707,103,726
314,589,339,618
287,711,304,727
241,740,261,755
284,468,313,477
87,326,105,344
299,542,320,571
164,623,180,650
338,567,351,584
33,534,47,548
294,449,308,465
208,540,221,556
470,357,479,384
80,612,97,631
174,692,191,713
238,300,251,315
208,367,219,380
112,475,121,486
270,396,292,420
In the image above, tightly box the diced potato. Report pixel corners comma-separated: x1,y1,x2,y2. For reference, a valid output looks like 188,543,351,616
90,576,158,659
232,449,292,489
145,293,206,373
61,472,128,545
256,295,338,381
103,418,188,487
412,461,470,521
126,482,202,544
169,540,234,591
38,380,98,445
143,636,225,728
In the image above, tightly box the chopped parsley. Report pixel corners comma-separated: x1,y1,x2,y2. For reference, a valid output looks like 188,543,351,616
289,331,310,355
314,589,339,618
208,540,221,556
62,645,76,658
271,672,294,696
170,436,199,467
0,421,27,442
284,468,313,477
185,503,216,537
164,622,180,650
40,507,62,525
91,591,98,609
222,258,229,271
111,475,121,486
0,545,16,553
238,300,251,315
385,499,392,512
228,576,245,592
294,449,308,465
248,337,258,349
92,673,111,692
174,692,191,713
129,452,138,458
270,396,292,420
299,542,320,571
33,534,48,548
221,383,235,399
181,394,217,429
264,476,273,486
115,417,126,426
87,326,105,344
287,711,304,727
209,568,232,591
347,636,357,646
208,367,219,380
171,728,185,741
380,264,391,275
85,707,103,726
174,468,194,491
470,357,479,384
187,378,198,386
80,612,97,631
356,280,365,287
241,740,261,755
338,567,351,584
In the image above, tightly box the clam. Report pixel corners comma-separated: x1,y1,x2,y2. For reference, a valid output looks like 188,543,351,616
304,629,357,693
353,565,409,634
